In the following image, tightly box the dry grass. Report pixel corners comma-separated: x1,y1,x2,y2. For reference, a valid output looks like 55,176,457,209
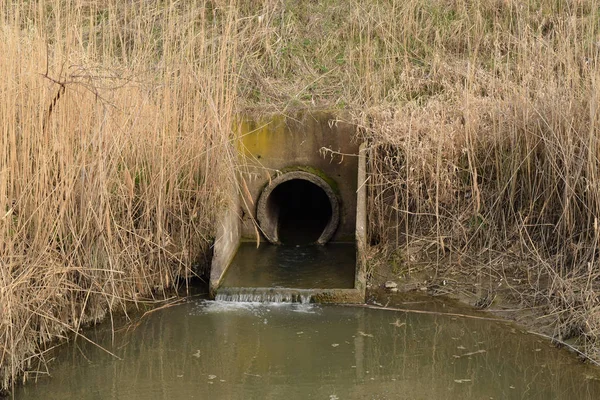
233,0,600,360
0,0,243,392
4,0,600,392
350,0,600,358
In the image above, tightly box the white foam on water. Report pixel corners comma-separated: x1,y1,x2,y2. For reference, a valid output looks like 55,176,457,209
290,304,319,314
192,298,319,315
191,298,319,317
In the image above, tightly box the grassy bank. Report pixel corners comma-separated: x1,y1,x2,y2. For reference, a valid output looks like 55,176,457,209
234,0,600,358
3,0,600,392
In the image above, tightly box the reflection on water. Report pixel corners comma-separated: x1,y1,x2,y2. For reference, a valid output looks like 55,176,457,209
221,243,356,289
15,298,600,400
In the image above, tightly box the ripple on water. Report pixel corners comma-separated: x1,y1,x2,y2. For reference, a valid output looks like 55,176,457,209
14,296,600,400
190,299,320,317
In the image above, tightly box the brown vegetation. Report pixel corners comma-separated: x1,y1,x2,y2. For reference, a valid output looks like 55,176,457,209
0,0,240,392
2,0,600,392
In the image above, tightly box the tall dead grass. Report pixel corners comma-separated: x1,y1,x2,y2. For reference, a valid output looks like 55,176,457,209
355,0,600,343
232,0,600,359
4,0,600,392
349,0,600,356
0,0,242,392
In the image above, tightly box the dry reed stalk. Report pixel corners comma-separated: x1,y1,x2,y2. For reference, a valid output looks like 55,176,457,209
0,0,244,392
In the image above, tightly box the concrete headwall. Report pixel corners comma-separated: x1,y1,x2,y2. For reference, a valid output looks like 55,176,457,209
209,110,366,301
237,110,360,243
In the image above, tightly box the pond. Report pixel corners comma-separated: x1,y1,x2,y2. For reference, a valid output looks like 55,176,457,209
14,295,600,399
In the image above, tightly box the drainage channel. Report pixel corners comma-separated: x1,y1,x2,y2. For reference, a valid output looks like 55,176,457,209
216,242,357,303
209,112,367,304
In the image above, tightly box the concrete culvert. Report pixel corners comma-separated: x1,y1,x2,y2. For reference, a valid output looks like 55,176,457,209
257,171,339,245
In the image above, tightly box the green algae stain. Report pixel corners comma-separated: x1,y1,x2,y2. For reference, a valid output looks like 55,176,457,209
236,113,341,196
238,114,287,158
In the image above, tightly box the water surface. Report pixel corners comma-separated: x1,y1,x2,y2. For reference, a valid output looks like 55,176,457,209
221,243,356,289
15,298,600,400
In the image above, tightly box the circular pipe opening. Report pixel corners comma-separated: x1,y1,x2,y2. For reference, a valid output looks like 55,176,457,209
256,171,339,245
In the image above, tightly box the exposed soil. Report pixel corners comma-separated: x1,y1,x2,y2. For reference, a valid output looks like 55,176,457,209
367,250,574,354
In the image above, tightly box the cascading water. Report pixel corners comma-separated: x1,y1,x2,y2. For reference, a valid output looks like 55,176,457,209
214,287,314,303
214,242,357,304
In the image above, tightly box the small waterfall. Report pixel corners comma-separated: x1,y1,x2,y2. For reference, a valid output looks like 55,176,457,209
215,287,314,303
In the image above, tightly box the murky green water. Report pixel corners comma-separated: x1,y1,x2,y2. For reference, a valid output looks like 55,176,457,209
221,243,356,289
15,297,600,400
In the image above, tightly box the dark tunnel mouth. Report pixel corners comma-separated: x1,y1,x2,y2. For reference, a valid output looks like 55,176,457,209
256,171,340,245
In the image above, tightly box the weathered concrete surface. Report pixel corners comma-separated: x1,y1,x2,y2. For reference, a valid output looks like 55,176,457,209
209,193,241,297
237,110,360,243
354,143,368,293
311,288,365,304
210,110,367,303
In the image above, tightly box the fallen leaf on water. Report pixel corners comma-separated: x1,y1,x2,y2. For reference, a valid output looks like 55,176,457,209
453,349,487,358
462,349,487,357
331,343,340,347
358,331,373,337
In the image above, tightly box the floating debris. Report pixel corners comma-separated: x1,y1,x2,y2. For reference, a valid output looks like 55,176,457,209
384,281,398,289
463,349,486,357
453,349,487,358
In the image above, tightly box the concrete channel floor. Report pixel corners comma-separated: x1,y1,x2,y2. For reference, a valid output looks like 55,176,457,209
219,242,356,289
